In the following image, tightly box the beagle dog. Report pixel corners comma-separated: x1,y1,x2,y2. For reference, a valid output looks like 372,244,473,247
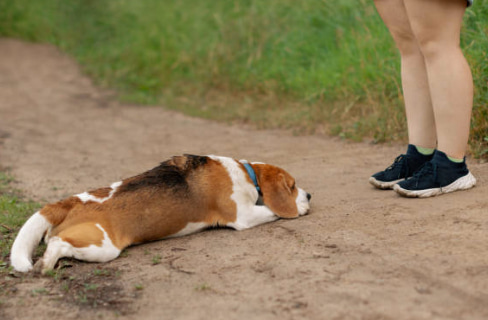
11,155,311,273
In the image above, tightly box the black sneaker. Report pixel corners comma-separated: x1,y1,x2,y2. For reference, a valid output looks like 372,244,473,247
393,150,476,198
369,144,434,189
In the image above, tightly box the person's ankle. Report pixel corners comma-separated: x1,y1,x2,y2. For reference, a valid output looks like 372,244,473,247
447,155,464,163
414,145,435,156
437,149,465,164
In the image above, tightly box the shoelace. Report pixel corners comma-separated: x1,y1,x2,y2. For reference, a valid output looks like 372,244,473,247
386,154,409,179
410,161,438,188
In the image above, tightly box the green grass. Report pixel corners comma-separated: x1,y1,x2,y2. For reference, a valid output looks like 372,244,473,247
151,254,162,265
0,171,41,272
0,0,487,156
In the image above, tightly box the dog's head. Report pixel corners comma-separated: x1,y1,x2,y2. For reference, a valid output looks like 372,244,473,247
252,163,311,218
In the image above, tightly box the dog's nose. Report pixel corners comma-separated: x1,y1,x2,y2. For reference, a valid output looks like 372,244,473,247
307,193,312,201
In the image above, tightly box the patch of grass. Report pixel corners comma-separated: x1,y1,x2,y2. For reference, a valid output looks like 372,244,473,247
134,284,144,291
151,254,162,265
119,249,129,258
0,171,42,270
43,266,128,310
44,269,58,279
93,268,113,277
0,0,486,156
84,283,99,291
194,283,212,292
31,287,49,296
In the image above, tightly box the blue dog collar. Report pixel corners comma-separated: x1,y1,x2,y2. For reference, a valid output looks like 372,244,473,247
243,162,261,194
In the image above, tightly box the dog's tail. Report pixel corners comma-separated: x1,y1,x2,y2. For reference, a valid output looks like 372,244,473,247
10,211,53,272
10,196,76,272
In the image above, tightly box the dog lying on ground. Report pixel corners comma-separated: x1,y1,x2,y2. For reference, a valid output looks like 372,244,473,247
10,155,311,274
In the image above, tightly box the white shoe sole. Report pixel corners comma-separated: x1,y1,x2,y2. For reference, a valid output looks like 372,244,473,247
393,172,476,198
369,176,403,190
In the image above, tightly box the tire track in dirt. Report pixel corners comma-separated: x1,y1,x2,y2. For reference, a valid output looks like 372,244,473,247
1,38,488,320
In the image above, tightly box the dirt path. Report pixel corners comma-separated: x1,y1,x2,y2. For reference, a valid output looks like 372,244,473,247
1,38,488,320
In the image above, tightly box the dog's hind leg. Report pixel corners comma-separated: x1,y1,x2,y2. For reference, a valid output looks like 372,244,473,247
34,223,121,274
34,236,72,273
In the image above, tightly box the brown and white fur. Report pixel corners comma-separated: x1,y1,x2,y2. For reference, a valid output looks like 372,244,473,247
11,155,311,273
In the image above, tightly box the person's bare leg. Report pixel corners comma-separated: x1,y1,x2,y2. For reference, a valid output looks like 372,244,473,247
404,0,473,159
374,0,437,150
369,0,436,190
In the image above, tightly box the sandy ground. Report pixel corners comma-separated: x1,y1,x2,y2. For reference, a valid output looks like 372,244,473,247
1,38,488,320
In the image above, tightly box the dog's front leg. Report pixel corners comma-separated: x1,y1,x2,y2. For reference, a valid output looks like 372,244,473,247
227,205,278,231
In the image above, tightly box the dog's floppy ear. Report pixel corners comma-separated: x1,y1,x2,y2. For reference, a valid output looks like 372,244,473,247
169,155,189,169
259,171,299,219
169,154,205,170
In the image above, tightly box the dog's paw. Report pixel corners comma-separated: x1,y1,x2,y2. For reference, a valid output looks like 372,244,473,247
32,259,46,274
10,258,33,273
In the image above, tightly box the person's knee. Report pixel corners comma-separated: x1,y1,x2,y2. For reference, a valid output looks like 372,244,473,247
389,27,421,57
416,35,459,61
411,21,461,60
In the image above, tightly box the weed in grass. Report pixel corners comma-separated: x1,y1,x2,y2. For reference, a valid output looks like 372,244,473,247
0,171,14,190
77,293,88,304
45,268,68,281
61,282,70,292
151,254,162,265
134,284,144,291
31,287,49,296
194,283,212,292
119,249,129,258
84,283,99,291
43,269,57,278
93,268,112,277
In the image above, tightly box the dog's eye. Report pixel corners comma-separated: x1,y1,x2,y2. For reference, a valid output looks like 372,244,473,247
291,183,296,190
